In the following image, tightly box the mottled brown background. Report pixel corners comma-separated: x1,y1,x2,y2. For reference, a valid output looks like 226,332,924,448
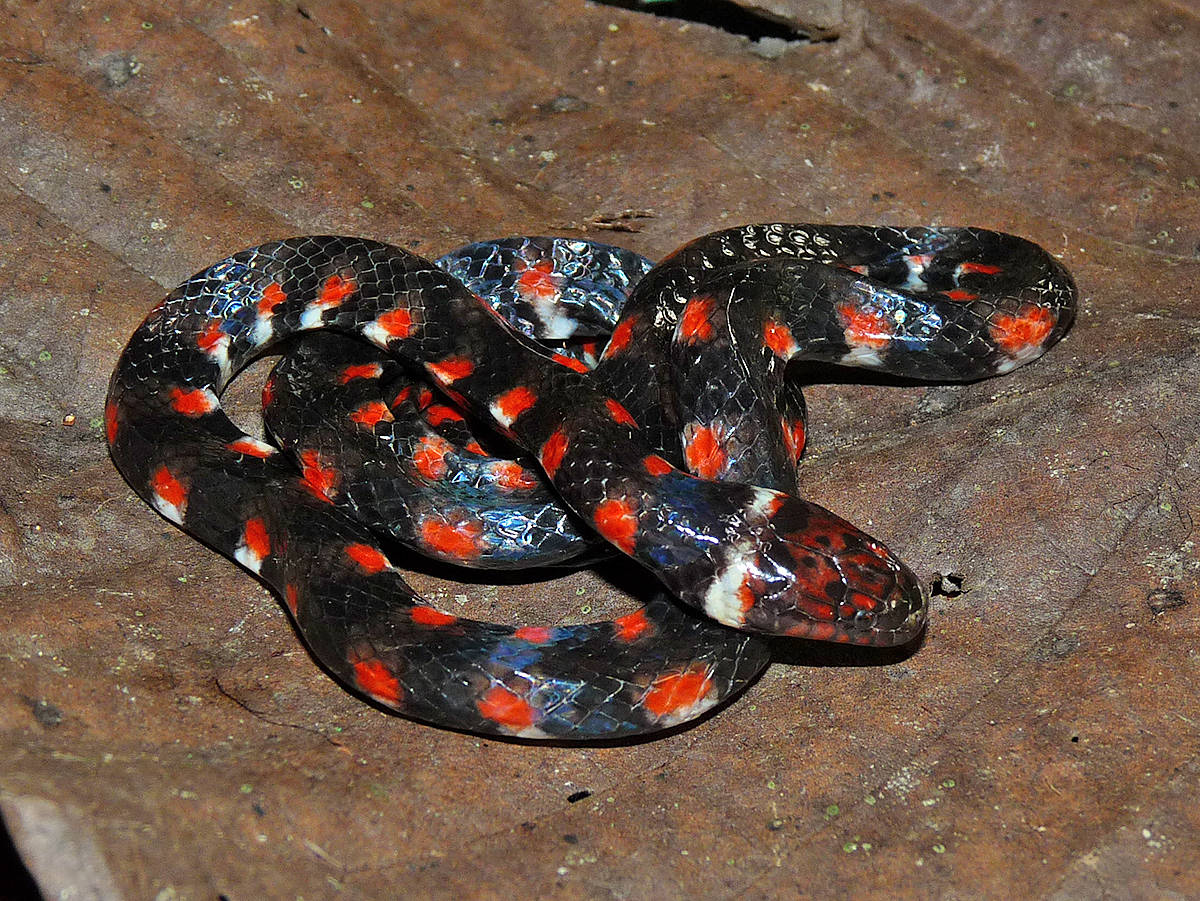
0,0,1197,898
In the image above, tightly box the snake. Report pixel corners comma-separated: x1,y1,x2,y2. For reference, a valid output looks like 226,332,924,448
105,224,1076,739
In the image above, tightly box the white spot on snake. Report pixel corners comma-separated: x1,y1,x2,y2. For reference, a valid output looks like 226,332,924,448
360,320,394,347
512,725,552,740
746,487,786,520
703,539,757,628
654,691,720,728
150,494,185,526
227,436,277,458
234,543,265,574
532,294,577,339
994,347,1044,373
250,314,274,347
842,347,885,368
299,305,326,330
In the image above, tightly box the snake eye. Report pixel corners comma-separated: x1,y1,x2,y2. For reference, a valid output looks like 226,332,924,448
853,608,877,631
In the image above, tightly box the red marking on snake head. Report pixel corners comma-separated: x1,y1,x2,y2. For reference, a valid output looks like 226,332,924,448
420,518,483,559
104,399,119,444
339,362,384,383
257,282,287,316
350,401,394,428
516,260,558,299
411,605,459,626
614,608,652,642
551,352,590,373
990,305,1056,355
604,398,638,428
847,591,882,614
683,423,727,480
643,665,714,717
837,302,893,349
477,684,537,731
540,428,568,478
594,497,638,554
299,449,337,503
390,386,412,407
763,319,798,358
413,436,452,480
168,386,216,417
319,273,357,307
642,454,674,476
346,542,390,574
352,658,402,707
426,356,475,384
678,295,716,344
417,389,433,409
514,626,553,643
788,621,837,641
465,440,486,456
603,316,635,357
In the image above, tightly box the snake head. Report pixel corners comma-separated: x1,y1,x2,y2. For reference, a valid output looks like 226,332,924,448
688,489,927,647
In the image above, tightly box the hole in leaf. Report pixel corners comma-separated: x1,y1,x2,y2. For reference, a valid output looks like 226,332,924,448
596,0,831,45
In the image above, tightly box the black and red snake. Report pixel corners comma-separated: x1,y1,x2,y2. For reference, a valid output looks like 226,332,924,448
106,225,1076,739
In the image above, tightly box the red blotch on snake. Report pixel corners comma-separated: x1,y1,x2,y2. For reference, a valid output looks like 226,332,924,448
352,658,402,707
642,454,673,476
477,684,537,730
990,305,1056,355
257,282,287,316
836,302,893,349
683,424,727,480
168,387,216,416
603,316,635,357
594,498,639,554
345,543,390,574
427,356,475,383
413,436,453,480
411,606,459,627
604,398,638,427
540,428,568,478
516,260,558,299
319,274,357,307
614,608,652,642
150,465,187,515
643,666,714,717
350,401,393,428
420,519,484,558
678,296,716,344
492,386,537,426
299,449,338,502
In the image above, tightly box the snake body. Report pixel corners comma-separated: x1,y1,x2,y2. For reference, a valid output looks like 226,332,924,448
106,225,1076,739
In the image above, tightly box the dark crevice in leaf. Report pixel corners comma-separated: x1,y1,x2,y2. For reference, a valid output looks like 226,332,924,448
595,0,835,46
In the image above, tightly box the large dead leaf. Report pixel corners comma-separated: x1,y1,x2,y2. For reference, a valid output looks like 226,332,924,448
0,1,1197,897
